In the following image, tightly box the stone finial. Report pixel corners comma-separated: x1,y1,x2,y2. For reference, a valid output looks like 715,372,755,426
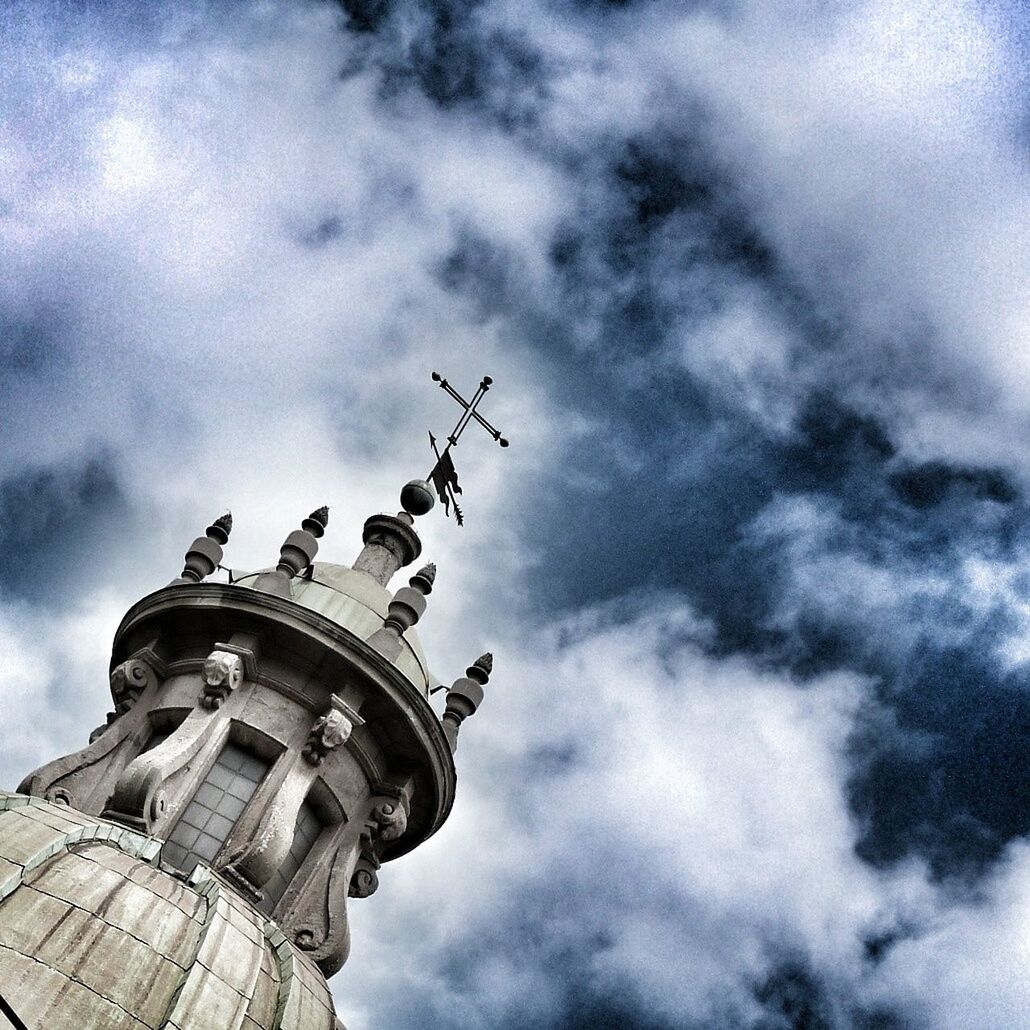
365,561,437,660
172,513,232,585
442,653,492,753
302,506,329,538
409,562,436,594
252,507,329,597
208,512,233,544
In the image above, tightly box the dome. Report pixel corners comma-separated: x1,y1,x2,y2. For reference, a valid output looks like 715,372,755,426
233,563,436,693
0,792,342,1029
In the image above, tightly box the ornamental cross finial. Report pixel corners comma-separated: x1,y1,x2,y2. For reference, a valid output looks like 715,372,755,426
426,372,508,526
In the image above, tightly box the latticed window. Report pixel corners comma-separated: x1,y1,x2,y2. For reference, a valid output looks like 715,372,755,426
258,799,323,913
162,743,269,875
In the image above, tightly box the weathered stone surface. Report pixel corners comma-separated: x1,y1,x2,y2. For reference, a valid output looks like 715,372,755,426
0,942,150,1030
0,796,338,1029
0,809,68,865
0,476,482,1029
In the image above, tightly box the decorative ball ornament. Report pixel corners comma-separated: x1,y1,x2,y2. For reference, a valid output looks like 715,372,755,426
400,479,436,516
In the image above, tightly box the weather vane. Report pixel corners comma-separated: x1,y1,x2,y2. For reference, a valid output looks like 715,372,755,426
424,371,508,526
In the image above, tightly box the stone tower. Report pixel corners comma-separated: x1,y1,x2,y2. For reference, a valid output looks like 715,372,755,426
0,482,489,1029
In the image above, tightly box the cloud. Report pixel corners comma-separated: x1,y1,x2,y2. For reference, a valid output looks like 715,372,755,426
1,0,1028,1027
334,596,964,1029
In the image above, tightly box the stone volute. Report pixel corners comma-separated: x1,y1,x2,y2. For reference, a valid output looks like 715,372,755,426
4,485,494,1030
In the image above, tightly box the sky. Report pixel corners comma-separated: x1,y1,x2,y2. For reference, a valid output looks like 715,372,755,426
1,0,1029,1027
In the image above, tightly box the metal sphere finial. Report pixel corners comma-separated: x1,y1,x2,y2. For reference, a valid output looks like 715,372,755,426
400,479,435,516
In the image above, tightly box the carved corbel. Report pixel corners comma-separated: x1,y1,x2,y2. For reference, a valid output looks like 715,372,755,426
200,650,244,709
89,655,162,741
371,795,408,843
303,695,364,766
113,657,156,712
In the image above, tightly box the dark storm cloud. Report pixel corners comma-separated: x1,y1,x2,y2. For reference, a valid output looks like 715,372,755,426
352,9,1030,889
0,309,66,377
469,223,1030,881
0,455,128,602
336,0,549,127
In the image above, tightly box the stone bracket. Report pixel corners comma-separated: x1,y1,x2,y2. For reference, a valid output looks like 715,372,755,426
212,635,259,679
200,650,245,709
302,695,364,767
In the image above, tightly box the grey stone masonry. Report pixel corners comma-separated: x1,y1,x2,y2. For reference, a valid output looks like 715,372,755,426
9,495,494,1025
18,573,459,978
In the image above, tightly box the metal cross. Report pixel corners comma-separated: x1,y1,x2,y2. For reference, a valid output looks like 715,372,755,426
426,371,508,526
431,371,509,449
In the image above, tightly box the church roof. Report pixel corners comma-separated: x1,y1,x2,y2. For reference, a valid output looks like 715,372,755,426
233,562,436,694
0,792,343,1030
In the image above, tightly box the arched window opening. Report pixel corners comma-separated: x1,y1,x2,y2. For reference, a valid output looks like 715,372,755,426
162,743,269,875
258,798,323,914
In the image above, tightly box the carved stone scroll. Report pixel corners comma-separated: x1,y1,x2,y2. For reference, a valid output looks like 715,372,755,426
90,655,162,741
347,784,412,900
348,832,380,899
18,651,162,812
112,657,156,713
371,797,407,843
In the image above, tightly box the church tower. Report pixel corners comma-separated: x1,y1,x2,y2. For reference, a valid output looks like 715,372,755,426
0,419,495,1030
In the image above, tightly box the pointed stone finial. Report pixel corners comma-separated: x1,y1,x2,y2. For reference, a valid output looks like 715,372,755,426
172,513,232,585
365,560,437,661
410,563,436,594
252,508,329,597
302,506,330,538
207,512,233,545
442,653,492,753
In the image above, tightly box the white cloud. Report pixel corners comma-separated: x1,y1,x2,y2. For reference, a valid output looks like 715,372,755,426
873,839,1030,1027
0,2,1027,1027
334,598,936,1028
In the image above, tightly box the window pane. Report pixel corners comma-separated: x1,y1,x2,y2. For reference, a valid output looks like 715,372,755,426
257,798,323,914
163,742,269,876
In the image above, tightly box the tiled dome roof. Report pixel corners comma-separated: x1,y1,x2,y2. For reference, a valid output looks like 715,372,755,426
0,793,343,1030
